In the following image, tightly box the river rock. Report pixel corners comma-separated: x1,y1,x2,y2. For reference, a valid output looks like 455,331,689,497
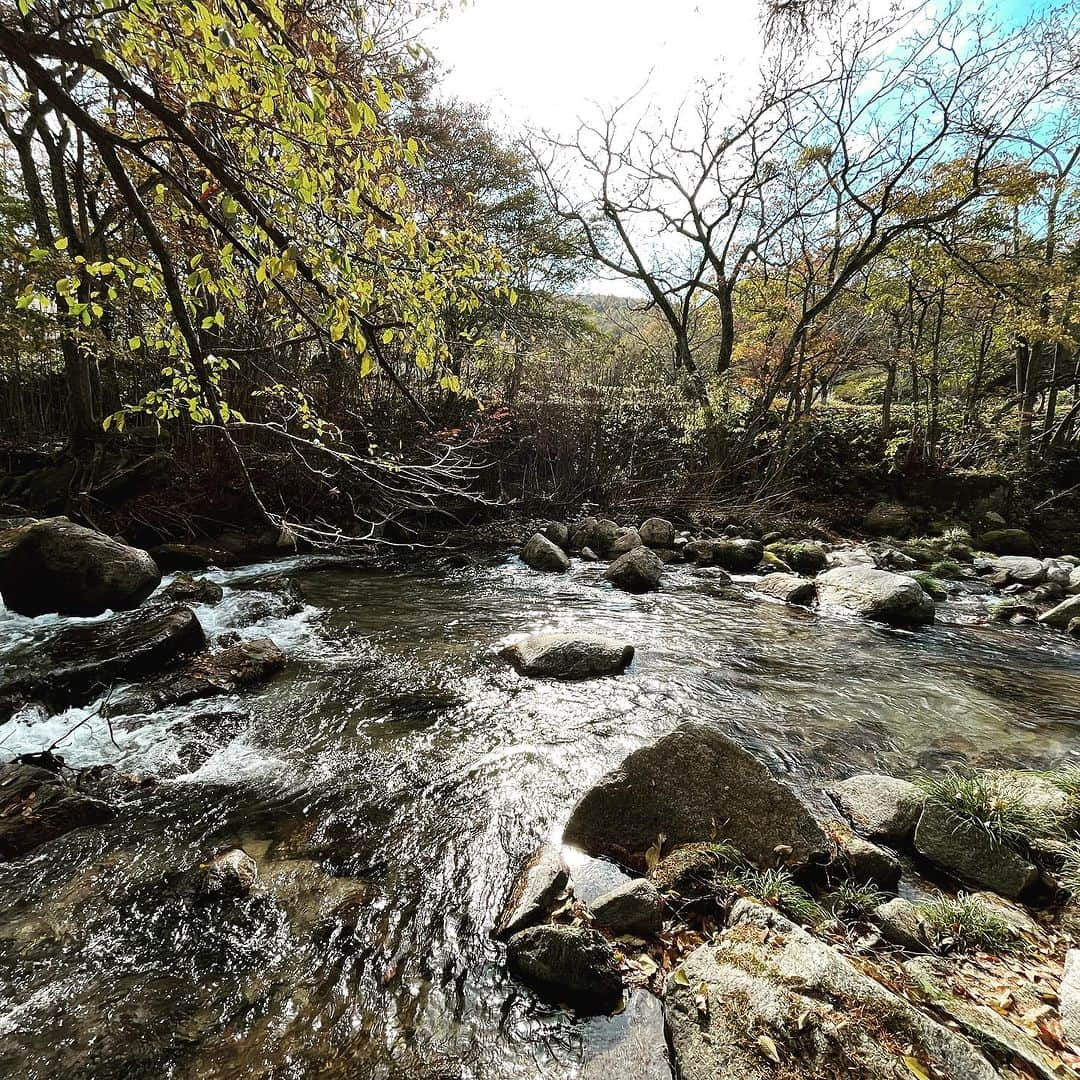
638,517,675,548
913,801,1038,898
979,528,1038,556
1069,566,1080,594
499,633,634,679
494,846,569,940
506,924,623,1010
591,519,621,556
102,637,285,716
562,723,832,871
711,538,764,572
521,533,570,572
1062,949,1080,1047
160,573,224,606
610,528,643,556
826,773,925,843
766,541,828,575
0,604,206,720
0,516,161,617
540,521,570,550
864,501,915,537
590,878,663,935
1039,593,1080,629
873,896,928,951
665,900,997,1080
604,547,663,593
991,556,1046,585
149,542,235,571
754,573,816,606
816,566,935,624
196,847,258,899
836,830,901,891
0,763,114,860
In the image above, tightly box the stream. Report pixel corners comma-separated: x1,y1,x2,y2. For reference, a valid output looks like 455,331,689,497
0,555,1078,1078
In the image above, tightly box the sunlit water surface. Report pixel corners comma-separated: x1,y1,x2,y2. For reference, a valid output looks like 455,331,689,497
0,556,1077,1078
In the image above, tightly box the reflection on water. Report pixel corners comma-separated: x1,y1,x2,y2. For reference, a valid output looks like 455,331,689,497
0,556,1077,1078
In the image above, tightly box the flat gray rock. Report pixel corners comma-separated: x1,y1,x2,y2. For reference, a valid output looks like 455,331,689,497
494,846,569,940
500,633,634,679
827,773,925,843
590,878,663,935
754,573,816,606
816,565,935,624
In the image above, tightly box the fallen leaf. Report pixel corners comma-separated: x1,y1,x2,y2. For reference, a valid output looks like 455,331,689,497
903,1055,932,1080
757,1034,781,1064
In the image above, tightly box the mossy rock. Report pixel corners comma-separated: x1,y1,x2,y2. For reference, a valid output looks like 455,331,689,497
912,573,948,600
758,550,794,573
765,541,827,575
897,542,939,567
929,560,964,580
978,528,1038,557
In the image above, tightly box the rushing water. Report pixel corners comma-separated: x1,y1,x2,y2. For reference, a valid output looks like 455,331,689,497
0,555,1077,1079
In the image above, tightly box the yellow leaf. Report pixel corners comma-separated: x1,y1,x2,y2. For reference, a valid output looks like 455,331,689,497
757,1034,781,1064
903,1056,932,1080
672,968,691,987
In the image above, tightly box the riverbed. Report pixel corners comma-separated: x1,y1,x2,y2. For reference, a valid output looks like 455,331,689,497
0,555,1077,1078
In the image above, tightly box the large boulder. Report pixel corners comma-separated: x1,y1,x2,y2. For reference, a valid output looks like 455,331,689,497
0,763,114,860
1068,566,1080,595
665,901,998,1080
562,723,832,871
864,502,915,537
520,533,570,572
0,604,206,720
754,573,816,606
160,573,224,606
605,548,663,593
149,542,234,572
506,924,623,1011
590,519,622,556
979,528,1038,556
494,846,569,940
500,633,634,679
1039,593,1080,630
913,801,1037,898
826,773,925,844
638,517,675,548
540,521,570,550
816,566,935,625
0,516,161,617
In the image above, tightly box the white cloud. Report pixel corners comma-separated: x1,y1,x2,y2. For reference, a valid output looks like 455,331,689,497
425,0,764,136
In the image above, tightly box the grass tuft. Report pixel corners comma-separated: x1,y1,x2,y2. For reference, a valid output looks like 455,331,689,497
828,880,888,920
922,770,1065,850
725,866,823,925
913,892,1015,954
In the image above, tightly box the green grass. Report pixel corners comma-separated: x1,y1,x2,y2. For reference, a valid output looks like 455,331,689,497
725,866,823,925
1044,766,1080,802
828,880,888,920
929,559,964,580
922,770,1065,850
913,893,1015,954
1057,840,1080,896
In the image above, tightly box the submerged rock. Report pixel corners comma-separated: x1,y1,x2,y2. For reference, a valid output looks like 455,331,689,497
638,517,675,548
562,723,832,871
499,633,634,679
665,900,997,1080
581,989,672,1080
521,533,570,573
506,924,623,1011
754,573,816,606
160,573,224,606
0,604,206,720
816,566,935,625
604,547,663,593
103,637,285,716
590,878,663,935
827,774,925,844
0,763,114,861
0,516,160,617
494,846,569,940
196,847,258,899
913,801,1037,898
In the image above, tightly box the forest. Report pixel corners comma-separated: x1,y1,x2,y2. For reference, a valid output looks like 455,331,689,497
1,1,1080,1079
